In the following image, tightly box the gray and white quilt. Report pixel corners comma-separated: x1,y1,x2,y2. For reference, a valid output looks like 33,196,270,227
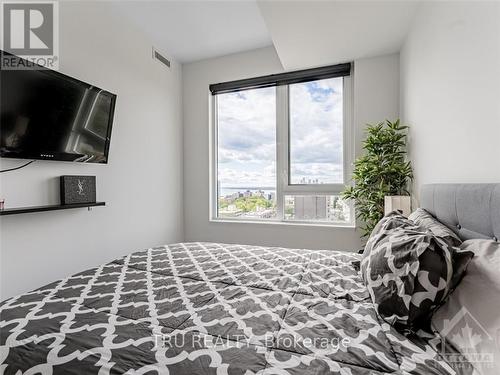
0,242,457,374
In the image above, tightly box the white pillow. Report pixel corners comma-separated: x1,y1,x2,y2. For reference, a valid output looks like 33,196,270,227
432,239,500,375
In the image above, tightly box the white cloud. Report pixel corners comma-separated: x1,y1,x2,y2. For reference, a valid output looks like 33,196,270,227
217,87,276,188
218,165,275,187
289,77,343,183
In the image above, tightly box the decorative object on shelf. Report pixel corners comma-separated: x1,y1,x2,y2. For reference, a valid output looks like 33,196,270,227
0,198,4,210
342,119,413,238
60,175,96,205
384,195,411,217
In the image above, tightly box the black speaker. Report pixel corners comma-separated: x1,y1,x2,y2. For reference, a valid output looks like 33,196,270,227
60,176,96,205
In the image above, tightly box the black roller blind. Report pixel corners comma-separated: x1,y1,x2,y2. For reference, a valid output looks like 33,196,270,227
209,62,351,95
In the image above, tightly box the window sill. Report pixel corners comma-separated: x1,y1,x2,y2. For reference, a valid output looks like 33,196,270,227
209,218,356,229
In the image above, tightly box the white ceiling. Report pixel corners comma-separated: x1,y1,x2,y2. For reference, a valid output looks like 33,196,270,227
112,0,419,68
257,0,420,70
112,0,272,64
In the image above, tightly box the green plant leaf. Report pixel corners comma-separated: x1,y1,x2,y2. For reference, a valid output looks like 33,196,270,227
341,118,413,238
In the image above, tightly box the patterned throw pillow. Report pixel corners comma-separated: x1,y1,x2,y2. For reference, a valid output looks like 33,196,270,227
409,208,462,247
409,208,471,291
361,212,457,331
362,211,415,258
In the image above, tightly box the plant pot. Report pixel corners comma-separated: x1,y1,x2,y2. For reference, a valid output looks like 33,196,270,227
384,195,411,217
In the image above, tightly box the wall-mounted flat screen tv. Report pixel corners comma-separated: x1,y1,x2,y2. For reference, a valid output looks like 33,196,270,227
0,52,116,163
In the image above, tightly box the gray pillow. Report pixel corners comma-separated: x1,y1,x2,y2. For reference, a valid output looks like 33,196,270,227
432,240,500,375
409,208,462,247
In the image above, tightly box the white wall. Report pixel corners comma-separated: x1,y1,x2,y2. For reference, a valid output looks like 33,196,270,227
0,2,184,299
182,47,400,251
354,54,400,157
401,1,500,202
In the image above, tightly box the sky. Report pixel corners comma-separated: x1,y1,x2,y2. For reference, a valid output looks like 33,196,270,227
217,77,343,189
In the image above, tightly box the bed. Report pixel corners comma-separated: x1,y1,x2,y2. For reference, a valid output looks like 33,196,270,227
1,183,498,375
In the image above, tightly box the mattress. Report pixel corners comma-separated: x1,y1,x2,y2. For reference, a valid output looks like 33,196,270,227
0,242,456,374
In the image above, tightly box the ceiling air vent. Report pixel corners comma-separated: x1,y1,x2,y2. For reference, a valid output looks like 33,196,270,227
152,47,170,68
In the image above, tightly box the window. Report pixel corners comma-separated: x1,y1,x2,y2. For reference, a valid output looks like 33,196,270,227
216,87,277,220
211,64,354,225
289,78,343,185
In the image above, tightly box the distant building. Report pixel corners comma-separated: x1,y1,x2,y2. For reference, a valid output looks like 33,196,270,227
298,177,321,184
218,204,242,217
228,193,239,201
293,196,327,220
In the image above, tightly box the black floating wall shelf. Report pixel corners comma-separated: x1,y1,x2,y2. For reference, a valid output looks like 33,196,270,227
0,202,106,216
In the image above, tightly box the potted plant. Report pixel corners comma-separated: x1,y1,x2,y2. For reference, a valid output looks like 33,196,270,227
342,119,413,238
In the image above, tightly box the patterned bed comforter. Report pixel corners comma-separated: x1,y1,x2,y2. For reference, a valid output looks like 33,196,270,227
0,242,457,374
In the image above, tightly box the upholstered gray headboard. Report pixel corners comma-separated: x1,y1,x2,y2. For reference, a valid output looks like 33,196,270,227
421,184,500,242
